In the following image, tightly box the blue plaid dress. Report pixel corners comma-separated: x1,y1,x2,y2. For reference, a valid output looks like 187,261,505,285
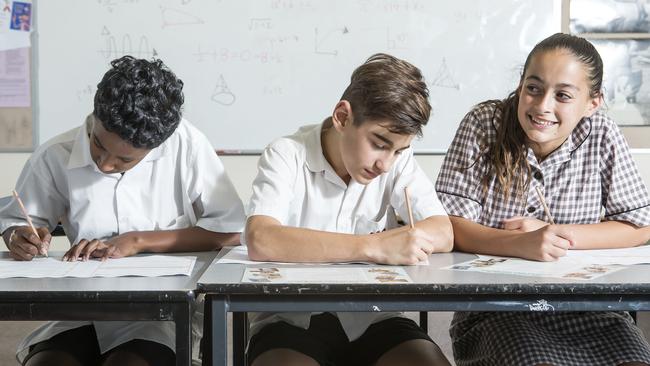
436,102,650,366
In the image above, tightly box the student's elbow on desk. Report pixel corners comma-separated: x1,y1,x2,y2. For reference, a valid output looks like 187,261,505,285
244,216,276,261
422,216,454,253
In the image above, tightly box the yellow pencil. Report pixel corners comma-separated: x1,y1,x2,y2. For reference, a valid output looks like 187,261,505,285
12,190,47,256
404,186,415,229
534,186,556,225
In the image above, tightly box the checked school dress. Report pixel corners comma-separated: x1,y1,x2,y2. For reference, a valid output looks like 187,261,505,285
435,102,650,366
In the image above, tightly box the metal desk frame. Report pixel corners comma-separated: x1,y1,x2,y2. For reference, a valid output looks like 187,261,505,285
0,251,218,366
199,251,650,366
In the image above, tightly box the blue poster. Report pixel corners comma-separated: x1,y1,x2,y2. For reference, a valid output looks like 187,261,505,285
10,1,31,31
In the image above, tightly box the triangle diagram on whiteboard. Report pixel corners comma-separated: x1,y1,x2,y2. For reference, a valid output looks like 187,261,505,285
160,6,204,27
431,58,459,90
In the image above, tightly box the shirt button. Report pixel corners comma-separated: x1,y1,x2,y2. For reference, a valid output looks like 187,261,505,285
527,206,536,213
533,171,543,180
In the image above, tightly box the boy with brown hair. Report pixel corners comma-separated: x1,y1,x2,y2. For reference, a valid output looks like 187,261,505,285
245,53,453,366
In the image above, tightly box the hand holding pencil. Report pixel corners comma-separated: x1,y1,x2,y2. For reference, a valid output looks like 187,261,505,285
4,190,51,260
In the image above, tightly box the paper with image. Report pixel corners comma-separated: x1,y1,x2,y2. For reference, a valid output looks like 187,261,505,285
242,266,412,284
443,255,624,281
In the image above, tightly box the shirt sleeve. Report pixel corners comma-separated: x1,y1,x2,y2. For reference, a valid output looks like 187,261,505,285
186,131,246,234
0,152,67,235
247,139,299,225
599,121,650,227
390,150,446,223
435,106,489,222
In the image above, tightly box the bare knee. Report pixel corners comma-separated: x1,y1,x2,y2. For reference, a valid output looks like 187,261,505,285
374,339,451,366
251,348,320,366
101,350,150,366
24,350,82,366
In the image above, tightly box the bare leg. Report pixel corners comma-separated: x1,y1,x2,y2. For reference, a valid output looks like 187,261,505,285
251,348,320,366
24,350,82,366
374,339,451,366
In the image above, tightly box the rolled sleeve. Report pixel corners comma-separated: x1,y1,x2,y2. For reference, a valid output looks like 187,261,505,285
391,151,446,221
435,108,488,222
187,132,246,234
0,155,66,235
599,123,650,227
247,141,298,224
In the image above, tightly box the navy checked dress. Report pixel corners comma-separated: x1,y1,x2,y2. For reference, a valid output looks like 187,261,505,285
435,102,650,366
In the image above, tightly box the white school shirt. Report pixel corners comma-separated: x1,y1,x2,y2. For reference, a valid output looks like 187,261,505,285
246,122,447,341
0,114,245,362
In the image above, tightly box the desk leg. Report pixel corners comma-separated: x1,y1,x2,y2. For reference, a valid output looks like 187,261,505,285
233,312,248,366
204,294,228,366
175,302,192,366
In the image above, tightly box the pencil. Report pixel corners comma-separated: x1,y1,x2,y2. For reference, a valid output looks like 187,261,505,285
12,190,47,256
404,186,415,229
534,186,556,225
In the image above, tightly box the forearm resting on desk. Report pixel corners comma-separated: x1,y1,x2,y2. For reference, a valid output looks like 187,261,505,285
450,216,650,259
560,221,649,249
124,226,241,253
245,215,453,265
65,227,241,261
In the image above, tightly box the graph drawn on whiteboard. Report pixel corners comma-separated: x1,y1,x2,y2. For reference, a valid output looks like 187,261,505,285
314,26,349,56
98,28,157,60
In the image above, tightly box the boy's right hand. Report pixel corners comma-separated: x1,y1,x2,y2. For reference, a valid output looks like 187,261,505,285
5,226,51,261
367,226,435,265
515,225,575,262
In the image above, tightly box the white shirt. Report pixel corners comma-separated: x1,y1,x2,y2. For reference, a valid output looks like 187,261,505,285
0,115,246,362
246,123,447,341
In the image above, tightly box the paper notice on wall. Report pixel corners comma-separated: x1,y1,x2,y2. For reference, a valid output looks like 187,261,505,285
0,47,30,107
0,0,31,51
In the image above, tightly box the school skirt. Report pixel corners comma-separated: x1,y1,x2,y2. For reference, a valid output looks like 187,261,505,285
450,311,650,366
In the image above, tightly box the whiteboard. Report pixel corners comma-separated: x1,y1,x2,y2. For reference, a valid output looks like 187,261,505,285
35,0,561,153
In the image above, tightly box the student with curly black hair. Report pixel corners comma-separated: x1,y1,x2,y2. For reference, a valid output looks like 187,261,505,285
0,56,245,366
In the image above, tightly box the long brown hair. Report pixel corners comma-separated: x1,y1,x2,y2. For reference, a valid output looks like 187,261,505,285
482,33,604,199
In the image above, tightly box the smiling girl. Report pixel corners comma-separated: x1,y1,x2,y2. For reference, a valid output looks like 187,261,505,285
436,33,650,365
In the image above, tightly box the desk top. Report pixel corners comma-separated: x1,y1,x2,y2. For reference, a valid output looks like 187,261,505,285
197,250,650,296
0,251,218,301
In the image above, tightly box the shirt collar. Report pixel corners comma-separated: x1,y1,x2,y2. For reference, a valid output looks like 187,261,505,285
304,121,349,187
66,114,170,170
304,121,329,173
537,116,592,166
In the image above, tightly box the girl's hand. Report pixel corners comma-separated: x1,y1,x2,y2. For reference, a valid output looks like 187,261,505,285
503,216,549,233
515,225,575,262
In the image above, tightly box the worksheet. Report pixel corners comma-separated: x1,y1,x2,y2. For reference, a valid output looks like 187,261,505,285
444,255,624,281
0,255,196,278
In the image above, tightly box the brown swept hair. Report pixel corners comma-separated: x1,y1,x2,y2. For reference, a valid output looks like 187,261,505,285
341,53,431,137
482,33,603,199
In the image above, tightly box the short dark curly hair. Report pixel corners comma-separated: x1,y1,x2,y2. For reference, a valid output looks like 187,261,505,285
93,56,184,149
